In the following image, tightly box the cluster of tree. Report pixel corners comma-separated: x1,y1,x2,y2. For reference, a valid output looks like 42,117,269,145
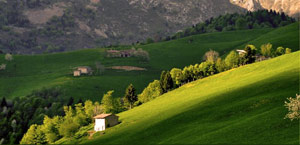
136,43,293,104
38,11,76,37
20,88,135,144
0,1,29,28
105,47,150,62
0,87,71,144
20,100,102,144
143,10,295,44
0,31,39,53
284,94,300,121
0,0,58,28
260,43,291,58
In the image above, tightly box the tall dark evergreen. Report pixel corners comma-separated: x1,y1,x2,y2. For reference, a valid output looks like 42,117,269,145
160,71,167,93
77,98,83,105
123,84,138,109
0,97,7,107
160,71,174,93
67,97,74,106
243,45,257,64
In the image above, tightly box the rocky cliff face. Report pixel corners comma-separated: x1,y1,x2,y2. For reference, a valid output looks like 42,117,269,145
230,0,299,17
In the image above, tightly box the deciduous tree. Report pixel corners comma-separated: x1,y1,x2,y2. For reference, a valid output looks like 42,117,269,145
204,50,219,63
260,43,273,57
225,51,240,69
138,80,162,103
101,91,114,113
20,124,46,144
170,68,184,87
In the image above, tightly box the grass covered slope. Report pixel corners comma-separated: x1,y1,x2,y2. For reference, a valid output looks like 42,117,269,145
0,23,298,100
245,22,299,51
86,51,300,144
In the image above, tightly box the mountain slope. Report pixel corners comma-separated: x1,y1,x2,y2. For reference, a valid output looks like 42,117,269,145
85,51,299,144
1,1,298,54
0,23,298,101
0,0,246,54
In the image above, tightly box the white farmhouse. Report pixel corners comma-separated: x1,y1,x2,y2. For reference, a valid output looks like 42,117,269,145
94,114,119,132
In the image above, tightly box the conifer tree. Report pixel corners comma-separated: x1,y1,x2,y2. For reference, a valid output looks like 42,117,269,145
123,84,137,109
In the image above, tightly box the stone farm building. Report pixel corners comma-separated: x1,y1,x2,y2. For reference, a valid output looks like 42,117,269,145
73,70,81,77
73,66,92,77
94,114,119,132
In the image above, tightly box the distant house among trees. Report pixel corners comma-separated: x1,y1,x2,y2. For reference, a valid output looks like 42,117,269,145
106,49,134,58
94,114,119,132
236,49,246,55
106,48,150,62
106,50,121,57
73,66,92,77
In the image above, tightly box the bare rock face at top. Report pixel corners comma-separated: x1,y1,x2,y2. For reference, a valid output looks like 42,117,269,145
230,0,299,17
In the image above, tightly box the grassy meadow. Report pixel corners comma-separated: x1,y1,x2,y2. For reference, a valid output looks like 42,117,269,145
82,51,300,144
0,23,298,101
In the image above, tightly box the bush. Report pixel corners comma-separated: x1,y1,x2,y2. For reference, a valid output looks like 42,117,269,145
285,48,292,54
0,64,6,70
260,43,273,57
275,47,285,56
285,94,300,121
5,53,13,61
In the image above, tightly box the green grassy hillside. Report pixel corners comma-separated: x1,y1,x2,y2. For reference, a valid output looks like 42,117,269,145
84,51,300,144
0,23,298,101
